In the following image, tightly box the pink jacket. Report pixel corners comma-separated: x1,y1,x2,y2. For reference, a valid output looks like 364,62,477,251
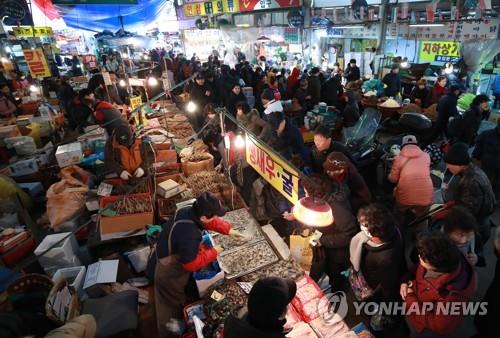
388,144,433,206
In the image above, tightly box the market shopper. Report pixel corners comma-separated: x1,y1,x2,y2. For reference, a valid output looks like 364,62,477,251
342,90,360,128
429,84,462,142
382,64,401,98
307,67,322,106
443,205,485,267
410,79,430,108
388,135,433,226
286,67,301,99
492,73,500,109
94,71,125,106
472,118,500,203
224,277,296,338
309,125,353,174
323,152,371,212
401,232,476,337
70,88,95,132
449,94,490,145
345,59,361,83
105,54,120,73
154,193,244,338
427,76,447,106
189,73,214,131
225,83,247,117
301,174,358,291
57,77,76,114
444,142,496,242
104,124,148,180
350,204,403,304
294,79,312,112
0,87,17,118
236,102,272,142
321,71,343,108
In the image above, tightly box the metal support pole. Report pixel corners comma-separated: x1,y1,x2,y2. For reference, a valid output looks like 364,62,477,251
378,0,390,54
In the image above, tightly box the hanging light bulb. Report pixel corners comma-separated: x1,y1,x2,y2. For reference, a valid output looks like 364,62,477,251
444,63,454,74
29,85,40,93
292,196,334,227
119,79,127,87
224,134,231,149
121,52,129,59
400,57,409,68
147,77,158,86
186,101,197,113
234,134,245,149
0,57,8,63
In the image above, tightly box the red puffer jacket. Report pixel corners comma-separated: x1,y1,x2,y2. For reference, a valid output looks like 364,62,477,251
405,254,477,335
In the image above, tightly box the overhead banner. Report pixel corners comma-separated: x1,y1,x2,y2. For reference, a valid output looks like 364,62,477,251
23,49,51,78
13,26,54,38
1,0,33,26
419,40,460,63
183,0,239,16
52,0,138,4
238,0,301,12
245,133,300,204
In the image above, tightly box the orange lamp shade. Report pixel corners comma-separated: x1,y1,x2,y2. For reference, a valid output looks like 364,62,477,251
292,197,334,227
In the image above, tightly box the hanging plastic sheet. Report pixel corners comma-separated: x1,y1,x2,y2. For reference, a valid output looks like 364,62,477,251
49,0,175,32
461,39,500,72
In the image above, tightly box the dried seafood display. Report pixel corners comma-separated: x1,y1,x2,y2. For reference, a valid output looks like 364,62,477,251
217,240,279,278
220,208,259,232
185,170,230,196
211,209,262,250
111,180,150,195
240,259,304,283
164,122,194,138
182,152,212,163
114,196,152,215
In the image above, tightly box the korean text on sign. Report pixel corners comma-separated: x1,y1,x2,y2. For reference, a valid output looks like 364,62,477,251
23,49,51,78
419,40,460,63
245,133,299,204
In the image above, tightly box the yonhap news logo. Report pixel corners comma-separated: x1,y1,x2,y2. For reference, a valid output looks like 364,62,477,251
319,292,488,319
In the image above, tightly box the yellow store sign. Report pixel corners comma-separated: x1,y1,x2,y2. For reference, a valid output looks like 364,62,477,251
14,26,54,38
183,0,239,17
245,133,300,204
419,41,460,63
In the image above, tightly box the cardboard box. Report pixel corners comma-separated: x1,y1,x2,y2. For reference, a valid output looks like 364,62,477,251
157,179,185,199
34,232,80,273
99,193,153,235
9,158,39,177
56,142,82,168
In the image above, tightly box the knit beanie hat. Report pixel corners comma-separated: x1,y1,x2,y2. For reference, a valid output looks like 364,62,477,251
444,142,470,166
323,152,350,182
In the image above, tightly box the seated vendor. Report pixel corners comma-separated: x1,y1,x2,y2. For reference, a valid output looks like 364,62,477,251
104,124,147,180
155,192,245,338
224,277,297,338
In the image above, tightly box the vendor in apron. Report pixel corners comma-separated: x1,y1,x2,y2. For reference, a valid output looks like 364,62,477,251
104,124,147,180
154,192,246,337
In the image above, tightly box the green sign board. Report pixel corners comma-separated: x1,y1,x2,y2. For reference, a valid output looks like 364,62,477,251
52,0,138,4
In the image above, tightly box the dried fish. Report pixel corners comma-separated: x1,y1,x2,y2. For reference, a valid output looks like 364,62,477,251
185,171,230,196
240,259,304,283
114,196,152,215
111,180,149,195
217,240,278,278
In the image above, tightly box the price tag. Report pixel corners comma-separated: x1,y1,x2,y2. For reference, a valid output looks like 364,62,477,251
210,290,225,302
97,182,113,197
237,282,253,294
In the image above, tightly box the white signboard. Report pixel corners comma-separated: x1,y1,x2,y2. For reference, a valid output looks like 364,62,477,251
183,29,222,60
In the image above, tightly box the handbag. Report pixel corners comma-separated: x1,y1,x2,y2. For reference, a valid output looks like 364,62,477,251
347,266,375,301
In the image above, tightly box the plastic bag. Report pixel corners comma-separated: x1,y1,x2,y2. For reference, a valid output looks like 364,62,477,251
289,234,314,272
0,175,33,209
46,177,88,231
60,165,92,186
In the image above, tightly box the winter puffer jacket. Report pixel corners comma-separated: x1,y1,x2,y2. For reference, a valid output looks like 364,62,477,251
388,144,433,207
405,254,476,335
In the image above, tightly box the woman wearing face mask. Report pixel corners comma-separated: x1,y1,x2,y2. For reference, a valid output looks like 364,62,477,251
105,124,148,181
410,79,430,108
350,204,403,309
323,152,371,213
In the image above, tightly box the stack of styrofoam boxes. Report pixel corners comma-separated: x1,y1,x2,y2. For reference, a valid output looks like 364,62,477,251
53,266,87,299
242,87,255,109
34,232,81,276
55,142,83,168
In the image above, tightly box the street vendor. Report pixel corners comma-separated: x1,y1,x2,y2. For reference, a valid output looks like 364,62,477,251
93,99,129,136
224,277,297,338
154,192,245,338
104,124,148,180
308,126,354,174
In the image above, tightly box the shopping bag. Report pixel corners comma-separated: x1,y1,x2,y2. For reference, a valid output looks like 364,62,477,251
46,177,88,231
347,266,375,301
289,234,314,272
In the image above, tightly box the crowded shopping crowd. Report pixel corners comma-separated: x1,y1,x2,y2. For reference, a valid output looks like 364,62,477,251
1,47,499,338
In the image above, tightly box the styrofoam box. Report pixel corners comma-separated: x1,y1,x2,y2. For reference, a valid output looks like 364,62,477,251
18,182,44,197
9,158,39,177
55,142,83,168
53,266,86,296
34,232,79,270
125,246,151,273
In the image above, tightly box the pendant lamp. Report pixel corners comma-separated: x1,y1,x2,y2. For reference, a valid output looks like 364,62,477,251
292,196,334,227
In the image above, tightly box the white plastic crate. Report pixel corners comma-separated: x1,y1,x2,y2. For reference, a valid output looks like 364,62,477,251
34,232,80,272
53,266,87,297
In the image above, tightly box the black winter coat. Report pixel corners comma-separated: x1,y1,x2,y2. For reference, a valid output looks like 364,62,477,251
190,82,213,112
225,92,247,116
224,314,286,338
458,105,485,145
433,93,459,138
345,65,361,82
321,77,343,107
472,128,500,172
383,72,401,97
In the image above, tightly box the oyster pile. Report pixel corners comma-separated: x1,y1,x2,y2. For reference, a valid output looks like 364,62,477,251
218,240,279,278
240,259,304,283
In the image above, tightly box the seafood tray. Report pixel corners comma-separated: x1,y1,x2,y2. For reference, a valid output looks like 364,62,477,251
210,208,263,251
240,259,304,283
219,208,259,232
217,240,279,279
